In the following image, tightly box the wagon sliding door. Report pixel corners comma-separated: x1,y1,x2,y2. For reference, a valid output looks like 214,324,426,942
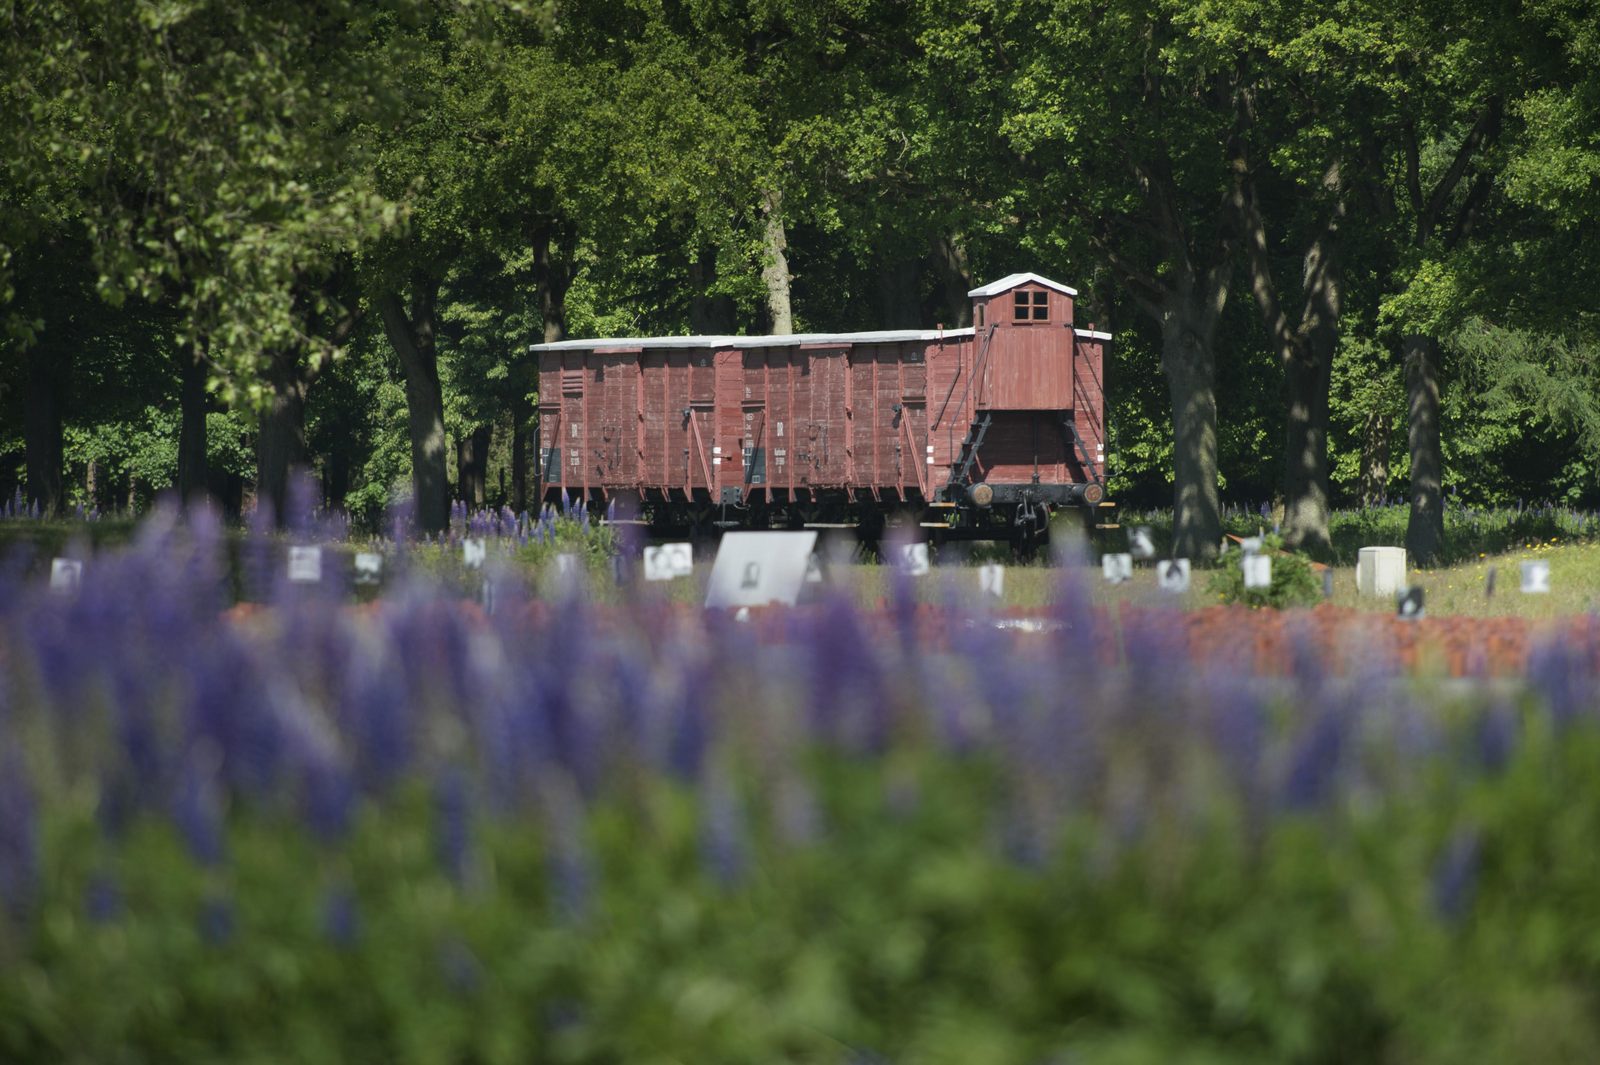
592,351,640,489
897,344,930,499
684,348,717,498
800,344,848,488
539,353,587,495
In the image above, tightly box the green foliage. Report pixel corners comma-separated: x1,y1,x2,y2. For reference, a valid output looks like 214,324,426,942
16,695,1600,1060
1207,534,1322,608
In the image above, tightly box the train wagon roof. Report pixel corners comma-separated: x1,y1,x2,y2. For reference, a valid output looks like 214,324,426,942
528,326,975,353
966,272,1079,298
528,323,1112,352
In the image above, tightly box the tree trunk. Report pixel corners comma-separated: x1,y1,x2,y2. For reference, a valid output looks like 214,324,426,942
689,246,738,334
176,341,209,505
511,399,529,513
927,235,973,328
379,277,450,536
1358,410,1390,507
760,191,793,335
460,424,491,507
1403,333,1444,563
1161,312,1223,561
24,344,69,515
876,254,922,329
255,347,307,527
531,225,575,510
1233,152,1342,557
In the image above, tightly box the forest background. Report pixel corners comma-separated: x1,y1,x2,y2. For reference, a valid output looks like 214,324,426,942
2,0,1598,562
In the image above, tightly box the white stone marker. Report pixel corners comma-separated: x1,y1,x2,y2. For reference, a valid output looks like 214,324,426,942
354,552,383,586
287,545,322,583
49,558,82,593
1521,559,1551,594
643,543,693,581
1129,526,1156,560
705,530,818,608
804,553,825,584
1242,553,1273,590
1356,546,1407,597
1157,558,1191,593
462,538,486,570
979,563,1005,599
1102,553,1133,584
899,542,931,576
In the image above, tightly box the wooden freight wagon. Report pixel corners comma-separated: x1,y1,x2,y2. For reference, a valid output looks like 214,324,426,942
529,272,1109,546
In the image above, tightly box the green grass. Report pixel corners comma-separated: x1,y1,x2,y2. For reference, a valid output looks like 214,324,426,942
5,505,1598,619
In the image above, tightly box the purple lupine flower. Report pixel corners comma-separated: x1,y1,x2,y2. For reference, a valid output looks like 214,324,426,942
1206,674,1267,798
321,884,360,947
543,777,594,921
172,746,227,867
85,871,123,924
699,767,747,887
1527,637,1587,727
434,767,472,888
1474,701,1518,773
0,746,38,918
302,756,357,844
1432,828,1482,923
773,772,823,846
199,895,235,945
1280,707,1349,811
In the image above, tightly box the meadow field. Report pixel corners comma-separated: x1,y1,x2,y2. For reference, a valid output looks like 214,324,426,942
0,502,1598,1062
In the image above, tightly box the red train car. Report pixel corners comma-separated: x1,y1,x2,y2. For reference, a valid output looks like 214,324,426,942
529,272,1108,544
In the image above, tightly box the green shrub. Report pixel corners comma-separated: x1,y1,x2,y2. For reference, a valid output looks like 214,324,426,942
1207,533,1322,608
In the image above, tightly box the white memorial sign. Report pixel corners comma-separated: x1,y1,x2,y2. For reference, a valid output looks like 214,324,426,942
643,543,694,582
49,558,82,593
1129,526,1156,561
1242,553,1272,589
899,542,931,576
1157,558,1191,593
978,563,1005,599
705,531,818,608
462,538,486,570
1101,553,1133,584
287,545,322,583
1521,559,1551,594
354,552,383,585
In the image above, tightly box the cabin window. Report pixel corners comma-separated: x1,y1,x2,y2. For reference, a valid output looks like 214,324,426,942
1013,290,1048,321
976,303,985,328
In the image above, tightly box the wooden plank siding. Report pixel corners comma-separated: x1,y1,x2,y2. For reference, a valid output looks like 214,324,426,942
531,272,1105,505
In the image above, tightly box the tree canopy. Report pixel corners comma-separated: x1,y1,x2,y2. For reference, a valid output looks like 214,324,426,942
2,0,1596,549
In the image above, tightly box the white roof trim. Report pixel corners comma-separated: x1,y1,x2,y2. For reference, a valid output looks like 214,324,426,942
529,326,976,353
1074,328,1112,341
967,272,1079,298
